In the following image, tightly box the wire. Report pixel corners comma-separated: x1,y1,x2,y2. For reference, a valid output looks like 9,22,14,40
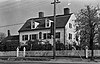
0,22,24,28
0,1,50,10
0,1,61,28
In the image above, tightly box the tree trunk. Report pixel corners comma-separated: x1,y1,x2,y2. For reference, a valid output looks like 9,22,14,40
90,27,94,61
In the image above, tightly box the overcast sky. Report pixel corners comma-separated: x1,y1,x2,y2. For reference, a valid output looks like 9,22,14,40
0,0,99,36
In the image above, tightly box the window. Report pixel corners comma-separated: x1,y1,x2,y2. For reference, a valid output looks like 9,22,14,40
43,33,46,39
47,33,51,39
69,23,72,28
46,19,50,28
39,32,42,39
22,35,28,41
32,34,37,39
31,20,35,29
30,34,38,40
76,26,78,31
76,35,78,41
32,22,35,28
22,35,24,41
29,35,31,40
69,33,72,39
56,32,60,38
43,33,51,39
47,19,49,27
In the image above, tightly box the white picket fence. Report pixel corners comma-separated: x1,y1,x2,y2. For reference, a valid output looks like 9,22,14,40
0,50,99,57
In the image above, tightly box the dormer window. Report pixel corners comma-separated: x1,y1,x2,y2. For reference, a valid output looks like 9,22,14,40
32,22,35,28
45,18,50,28
47,20,49,27
45,18,53,28
31,20,35,29
31,20,39,29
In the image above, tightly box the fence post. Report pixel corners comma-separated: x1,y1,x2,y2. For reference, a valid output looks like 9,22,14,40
17,47,19,57
85,46,88,59
23,47,26,57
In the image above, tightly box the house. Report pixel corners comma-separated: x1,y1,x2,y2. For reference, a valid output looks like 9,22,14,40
1,30,19,43
18,8,79,46
1,30,19,51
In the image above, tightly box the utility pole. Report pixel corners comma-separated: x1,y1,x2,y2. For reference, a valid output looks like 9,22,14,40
51,0,60,59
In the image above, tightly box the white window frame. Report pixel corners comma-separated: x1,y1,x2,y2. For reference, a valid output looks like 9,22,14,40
22,35,28,41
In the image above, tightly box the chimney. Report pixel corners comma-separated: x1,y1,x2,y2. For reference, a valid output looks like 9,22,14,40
39,12,44,18
64,8,70,15
8,30,10,36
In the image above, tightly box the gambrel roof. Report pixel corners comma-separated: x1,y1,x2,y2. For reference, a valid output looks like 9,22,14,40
18,14,72,32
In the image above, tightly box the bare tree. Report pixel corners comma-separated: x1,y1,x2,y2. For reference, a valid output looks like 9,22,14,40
76,5,100,60
0,32,6,42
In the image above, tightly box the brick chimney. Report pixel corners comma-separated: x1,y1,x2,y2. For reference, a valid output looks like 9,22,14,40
64,8,70,15
8,30,10,36
39,12,44,18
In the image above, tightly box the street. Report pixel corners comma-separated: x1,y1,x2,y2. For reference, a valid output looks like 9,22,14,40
0,61,99,64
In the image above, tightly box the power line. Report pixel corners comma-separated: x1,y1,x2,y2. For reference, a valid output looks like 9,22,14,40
0,22,24,28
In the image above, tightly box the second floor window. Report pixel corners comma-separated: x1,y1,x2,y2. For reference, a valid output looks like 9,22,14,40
69,33,72,39
69,23,72,28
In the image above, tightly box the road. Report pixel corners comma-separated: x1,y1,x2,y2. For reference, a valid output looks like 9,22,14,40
0,61,99,64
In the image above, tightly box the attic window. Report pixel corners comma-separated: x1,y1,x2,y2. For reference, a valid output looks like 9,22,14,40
45,18,50,28
31,20,35,29
47,19,49,27
32,22,35,28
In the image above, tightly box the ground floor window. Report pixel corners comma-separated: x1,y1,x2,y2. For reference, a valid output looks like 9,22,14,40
47,33,51,39
43,33,51,39
39,32,42,39
30,34,38,40
43,33,46,39
56,32,60,38
22,35,28,41
43,32,60,39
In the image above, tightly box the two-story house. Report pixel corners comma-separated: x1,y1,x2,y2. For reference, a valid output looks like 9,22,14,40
18,8,79,46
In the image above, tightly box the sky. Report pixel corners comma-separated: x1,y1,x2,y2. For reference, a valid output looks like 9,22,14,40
0,0,99,36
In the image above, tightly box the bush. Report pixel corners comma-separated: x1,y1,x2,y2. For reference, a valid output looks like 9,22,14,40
0,41,20,51
25,40,52,51
55,40,65,50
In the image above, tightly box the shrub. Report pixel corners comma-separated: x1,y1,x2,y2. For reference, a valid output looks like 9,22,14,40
25,40,52,51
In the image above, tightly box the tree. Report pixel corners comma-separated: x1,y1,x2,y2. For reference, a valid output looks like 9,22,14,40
76,5,100,60
0,32,6,42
